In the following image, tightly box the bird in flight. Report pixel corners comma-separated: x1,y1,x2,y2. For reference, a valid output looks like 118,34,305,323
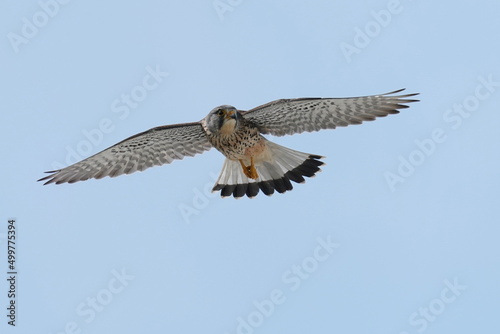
39,89,418,198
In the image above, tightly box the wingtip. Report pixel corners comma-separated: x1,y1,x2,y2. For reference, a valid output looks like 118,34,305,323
37,168,65,185
384,89,420,99
386,88,407,94
37,176,51,184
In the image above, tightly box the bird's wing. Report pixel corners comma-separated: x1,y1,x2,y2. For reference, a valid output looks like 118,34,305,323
39,122,212,185
241,89,419,136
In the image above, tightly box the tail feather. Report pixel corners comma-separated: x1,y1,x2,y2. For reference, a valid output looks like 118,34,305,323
212,141,325,198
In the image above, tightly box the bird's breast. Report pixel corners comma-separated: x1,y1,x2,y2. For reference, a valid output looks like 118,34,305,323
220,119,236,135
210,124,263,160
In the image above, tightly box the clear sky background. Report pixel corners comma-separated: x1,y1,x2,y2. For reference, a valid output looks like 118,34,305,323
1,0,499,333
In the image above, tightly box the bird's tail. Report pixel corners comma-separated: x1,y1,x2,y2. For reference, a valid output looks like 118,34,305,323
212,141,325,198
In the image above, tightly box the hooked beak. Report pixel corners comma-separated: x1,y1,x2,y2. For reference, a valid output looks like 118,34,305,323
224,110,236,120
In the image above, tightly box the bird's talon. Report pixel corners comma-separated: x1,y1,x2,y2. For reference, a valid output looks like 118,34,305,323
248,164,258,179
239,158,259,180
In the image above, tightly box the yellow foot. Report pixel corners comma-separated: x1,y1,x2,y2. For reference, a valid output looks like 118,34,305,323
239,158,259,180
248,158,258,179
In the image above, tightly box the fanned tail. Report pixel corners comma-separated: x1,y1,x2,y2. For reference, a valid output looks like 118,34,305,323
212,142,325,198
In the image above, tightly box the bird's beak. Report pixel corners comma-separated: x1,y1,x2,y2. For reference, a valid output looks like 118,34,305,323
225,110,236,120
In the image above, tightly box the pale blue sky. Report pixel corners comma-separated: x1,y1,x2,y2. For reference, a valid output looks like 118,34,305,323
1,1,499,333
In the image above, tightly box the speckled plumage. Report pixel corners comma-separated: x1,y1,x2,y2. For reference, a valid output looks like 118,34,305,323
39,89,419,198
203,116,262,160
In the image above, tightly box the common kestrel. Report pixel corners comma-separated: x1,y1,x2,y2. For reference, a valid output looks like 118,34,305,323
39,89,418,198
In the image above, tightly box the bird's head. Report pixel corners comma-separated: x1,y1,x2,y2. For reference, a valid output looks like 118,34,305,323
205,105,240,135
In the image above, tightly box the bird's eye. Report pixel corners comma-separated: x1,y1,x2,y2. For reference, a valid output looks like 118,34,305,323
217,109,224,116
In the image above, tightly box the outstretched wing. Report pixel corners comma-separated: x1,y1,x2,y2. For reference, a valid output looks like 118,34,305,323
241,89,419,136
39,122,212,185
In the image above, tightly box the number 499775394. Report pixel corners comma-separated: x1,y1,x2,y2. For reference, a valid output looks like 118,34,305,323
7,220,16,271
